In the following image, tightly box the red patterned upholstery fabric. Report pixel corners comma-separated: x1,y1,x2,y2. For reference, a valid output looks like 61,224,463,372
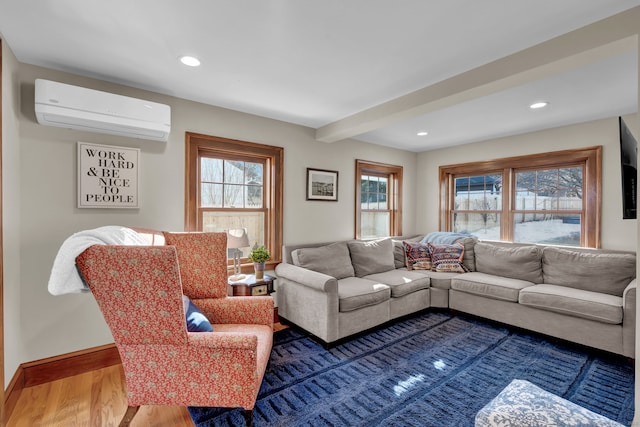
76,244,273,411
196,296,275,326
162,232,229,299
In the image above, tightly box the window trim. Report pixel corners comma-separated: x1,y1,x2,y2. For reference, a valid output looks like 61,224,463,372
185,132,283,269
439,146,601,247
355,159,403,239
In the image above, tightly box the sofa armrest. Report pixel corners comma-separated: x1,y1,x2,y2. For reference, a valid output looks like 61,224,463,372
275,262,340,343
275,262,338,293
622,278,636,307
622,278,636,358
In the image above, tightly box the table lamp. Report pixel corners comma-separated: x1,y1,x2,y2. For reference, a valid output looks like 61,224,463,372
227,228,250,281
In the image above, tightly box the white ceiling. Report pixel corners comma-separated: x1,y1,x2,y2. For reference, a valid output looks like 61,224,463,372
0,1,638,152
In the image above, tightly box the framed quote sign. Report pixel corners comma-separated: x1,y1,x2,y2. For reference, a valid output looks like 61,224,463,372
77,142,140,208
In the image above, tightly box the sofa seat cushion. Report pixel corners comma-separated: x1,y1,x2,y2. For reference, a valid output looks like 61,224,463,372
404,269,456,290
519,284,623,324
542,247,636,296
364,270,430,298
451,272,534,302
337,277,391,312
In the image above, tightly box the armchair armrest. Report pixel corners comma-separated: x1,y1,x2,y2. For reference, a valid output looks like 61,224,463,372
187,331,258,350
124,332,270,408
194,296,274,326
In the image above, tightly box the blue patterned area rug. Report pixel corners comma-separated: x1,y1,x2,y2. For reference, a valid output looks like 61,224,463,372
188,312,634,426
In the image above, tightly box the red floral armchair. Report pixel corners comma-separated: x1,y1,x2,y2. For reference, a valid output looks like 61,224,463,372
76,234,273,427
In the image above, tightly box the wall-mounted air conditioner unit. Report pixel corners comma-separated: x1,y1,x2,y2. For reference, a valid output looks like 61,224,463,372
34,79,171,142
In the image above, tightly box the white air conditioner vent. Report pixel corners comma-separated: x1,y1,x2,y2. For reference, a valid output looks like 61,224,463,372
35,79,171,142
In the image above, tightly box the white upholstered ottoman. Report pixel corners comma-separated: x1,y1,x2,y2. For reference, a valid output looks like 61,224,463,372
475,379,624,427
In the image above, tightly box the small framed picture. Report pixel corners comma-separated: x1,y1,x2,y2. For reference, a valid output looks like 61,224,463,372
306,168,338,201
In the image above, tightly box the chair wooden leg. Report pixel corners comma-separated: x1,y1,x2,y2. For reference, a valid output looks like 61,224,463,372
242,409,254,427
118,406,140,427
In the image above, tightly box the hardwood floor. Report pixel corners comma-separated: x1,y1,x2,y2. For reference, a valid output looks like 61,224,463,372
7,323,288,426
6,364,194,427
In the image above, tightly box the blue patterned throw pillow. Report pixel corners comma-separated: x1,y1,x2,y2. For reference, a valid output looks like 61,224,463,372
182,295,213,332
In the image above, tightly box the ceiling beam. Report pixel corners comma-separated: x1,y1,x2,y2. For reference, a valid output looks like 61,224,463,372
315,6,640,143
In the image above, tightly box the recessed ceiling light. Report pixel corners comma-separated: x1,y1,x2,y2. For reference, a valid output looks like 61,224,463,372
417,131,428,136
180,56,201,67
529,101,548,109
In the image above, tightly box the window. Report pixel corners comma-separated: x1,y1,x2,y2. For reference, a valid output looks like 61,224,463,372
356,160,403,239
186,133,283,268
452,173,504,241
440,146,601,247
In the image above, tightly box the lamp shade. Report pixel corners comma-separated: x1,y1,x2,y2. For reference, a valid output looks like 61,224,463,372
227,228,250,249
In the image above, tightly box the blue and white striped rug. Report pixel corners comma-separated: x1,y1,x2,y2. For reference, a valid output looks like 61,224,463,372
189,311,634,426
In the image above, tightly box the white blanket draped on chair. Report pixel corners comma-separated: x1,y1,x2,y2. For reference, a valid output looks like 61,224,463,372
47,225,146,296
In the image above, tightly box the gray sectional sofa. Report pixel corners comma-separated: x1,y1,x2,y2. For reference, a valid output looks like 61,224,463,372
274,234,636,357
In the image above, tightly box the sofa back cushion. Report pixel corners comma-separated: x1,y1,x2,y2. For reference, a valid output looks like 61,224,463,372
348,238,396,277
542,247,636,296
456,237,478,272
292,242,355,279
474,242,543,283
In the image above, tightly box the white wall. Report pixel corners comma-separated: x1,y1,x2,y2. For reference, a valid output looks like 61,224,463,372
8,62,419,373
2,39,23,389
417,116,639,251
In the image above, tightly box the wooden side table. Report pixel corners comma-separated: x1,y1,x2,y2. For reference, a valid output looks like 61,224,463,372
229,274,275,296
229,274,279,322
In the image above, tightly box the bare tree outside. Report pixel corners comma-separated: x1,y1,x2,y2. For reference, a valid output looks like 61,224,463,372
452,167,583,245
200,158,263,208
199,157,266,248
